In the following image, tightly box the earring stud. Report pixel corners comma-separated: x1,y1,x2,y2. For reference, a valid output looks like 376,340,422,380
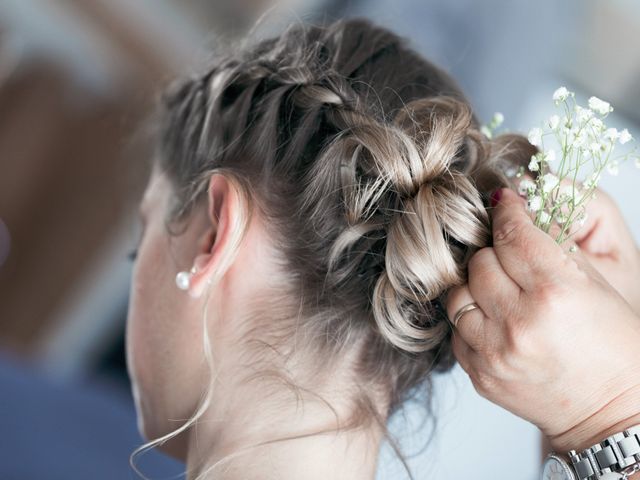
175,266,198,290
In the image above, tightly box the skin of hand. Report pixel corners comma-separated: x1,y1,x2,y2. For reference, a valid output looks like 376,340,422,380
446,187,640,455
567,188,640,315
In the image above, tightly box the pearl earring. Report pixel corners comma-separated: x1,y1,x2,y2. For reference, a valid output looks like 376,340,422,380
175,266,198,290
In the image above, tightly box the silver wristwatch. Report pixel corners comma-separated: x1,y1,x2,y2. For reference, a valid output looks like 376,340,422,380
542,424,640,480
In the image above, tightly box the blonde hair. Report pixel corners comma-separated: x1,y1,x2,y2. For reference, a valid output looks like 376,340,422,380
129,16,536,479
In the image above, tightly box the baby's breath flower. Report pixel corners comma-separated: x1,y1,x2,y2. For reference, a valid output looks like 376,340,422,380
619,128,633,145
576,211,588,227
503,165,519,178
584,172,601,189
528,195,542,212
542,173,559,193
543,149,556,163
557,185,575,204
481,112,505,139
553,86,572,104
528,127,543,147
506,87,637,243
607,161,620,176
539,211,552,225
518,178,536,196
548,115,560,130
573,129,588,147
575,105,594,123
589,142,602,155
603,128,619,142
555,211,569,225
590,117,605,133
588,96,613,115
570,128,587,148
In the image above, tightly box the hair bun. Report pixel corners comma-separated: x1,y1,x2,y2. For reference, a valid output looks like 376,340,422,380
319,96,494,353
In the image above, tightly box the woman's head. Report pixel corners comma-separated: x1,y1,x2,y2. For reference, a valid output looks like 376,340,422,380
126,16,535,476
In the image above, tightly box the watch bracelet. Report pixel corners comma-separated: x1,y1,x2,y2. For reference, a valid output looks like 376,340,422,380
567,424,640,480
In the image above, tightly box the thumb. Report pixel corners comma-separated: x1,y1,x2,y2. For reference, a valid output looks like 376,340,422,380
489,188,569,292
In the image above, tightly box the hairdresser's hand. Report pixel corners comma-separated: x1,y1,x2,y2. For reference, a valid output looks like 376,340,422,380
446,187,640,453
515,174,640,315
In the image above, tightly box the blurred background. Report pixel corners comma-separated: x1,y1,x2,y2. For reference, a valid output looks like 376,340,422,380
0,0,639,479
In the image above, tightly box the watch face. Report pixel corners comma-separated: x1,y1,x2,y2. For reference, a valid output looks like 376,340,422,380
542,456,576,480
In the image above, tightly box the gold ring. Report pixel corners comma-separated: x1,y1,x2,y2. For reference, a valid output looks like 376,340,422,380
452,302,479,328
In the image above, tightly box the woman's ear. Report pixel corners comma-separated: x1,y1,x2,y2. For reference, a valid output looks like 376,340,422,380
187,173,245,299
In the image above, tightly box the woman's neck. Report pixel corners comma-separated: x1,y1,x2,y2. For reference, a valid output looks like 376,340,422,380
186,424,383,480
182,377,386,480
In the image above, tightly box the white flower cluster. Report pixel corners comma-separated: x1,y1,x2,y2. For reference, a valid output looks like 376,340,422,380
484,86,640,244
480,112,504,139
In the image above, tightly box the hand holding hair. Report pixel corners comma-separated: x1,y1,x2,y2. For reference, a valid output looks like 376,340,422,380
446,187,640,455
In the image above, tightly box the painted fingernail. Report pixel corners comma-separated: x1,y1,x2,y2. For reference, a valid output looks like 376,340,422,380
490,188,502,208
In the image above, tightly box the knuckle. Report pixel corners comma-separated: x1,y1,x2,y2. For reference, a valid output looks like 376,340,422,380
482,343,501,365
528,265,575,307
531,281,558,306
468,247,492,274
504,322,534,357
484,345,511,380
469,249,502,288
493,218,528,249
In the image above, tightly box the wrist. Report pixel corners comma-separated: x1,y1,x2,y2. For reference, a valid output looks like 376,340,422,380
548,386,640,453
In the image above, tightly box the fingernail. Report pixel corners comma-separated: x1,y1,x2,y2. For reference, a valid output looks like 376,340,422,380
490,188,502,208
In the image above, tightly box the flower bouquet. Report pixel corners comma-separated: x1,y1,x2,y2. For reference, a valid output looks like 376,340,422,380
484,87,640,245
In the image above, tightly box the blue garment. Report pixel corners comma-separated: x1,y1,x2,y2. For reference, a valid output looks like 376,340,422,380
0,350,184,480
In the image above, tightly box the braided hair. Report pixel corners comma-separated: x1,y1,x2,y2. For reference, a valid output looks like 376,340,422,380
142,17,536,479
